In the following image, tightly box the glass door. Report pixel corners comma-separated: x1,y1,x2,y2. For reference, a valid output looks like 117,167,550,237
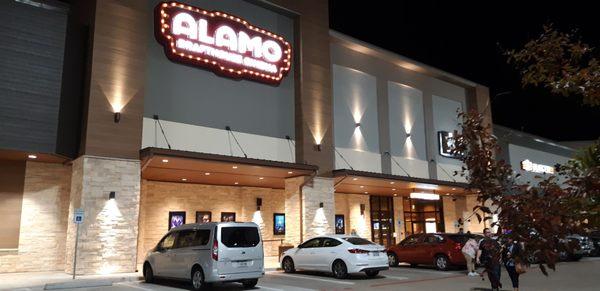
370,196,395,247
403,197,444,236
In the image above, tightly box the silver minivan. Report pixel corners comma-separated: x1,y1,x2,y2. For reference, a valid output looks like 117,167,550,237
143,222,264,290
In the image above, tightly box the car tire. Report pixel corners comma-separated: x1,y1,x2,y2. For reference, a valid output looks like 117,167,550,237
332,260,348,279
282,256,296,273
242,278,258,289
191,266,210,291
434,255,450,271
387,253,399,267
143,263,154,283
365,270,379,277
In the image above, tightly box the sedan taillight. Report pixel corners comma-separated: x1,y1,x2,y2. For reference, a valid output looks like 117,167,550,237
348,248,370,254
212,240,219,261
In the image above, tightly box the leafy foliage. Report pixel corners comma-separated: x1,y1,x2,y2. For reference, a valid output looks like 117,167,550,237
505,24,600,107
452,110,600,275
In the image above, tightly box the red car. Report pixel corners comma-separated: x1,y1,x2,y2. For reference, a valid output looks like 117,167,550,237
387,233,482,271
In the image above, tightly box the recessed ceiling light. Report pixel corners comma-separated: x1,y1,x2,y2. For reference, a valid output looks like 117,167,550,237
392,188,396,191
452,188,456,190
288,171,293,174
390,182,395,184
259,177,264,180
232,165,238,169
162,159,168,163
234,182,239,185
446,193,450,195
204,172,211,175
364,191,369,194
393,193,398,196
28,154,37,159
360,185,364,188
181,178,187,181
352,177,358,181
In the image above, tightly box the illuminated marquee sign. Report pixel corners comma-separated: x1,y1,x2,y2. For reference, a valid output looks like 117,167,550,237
520,159,556,174
155,1,292,85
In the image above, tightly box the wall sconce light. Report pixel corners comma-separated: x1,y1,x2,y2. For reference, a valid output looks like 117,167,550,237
355,122,361,128
109,191,116,200
114,112,121,123
360,204,365,215
314,144,322,152
256,198,262,211
406,133,411,138
319,202,324,208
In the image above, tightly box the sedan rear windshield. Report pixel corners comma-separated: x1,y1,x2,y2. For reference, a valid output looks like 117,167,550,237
220,227,260,248
343,237,374,245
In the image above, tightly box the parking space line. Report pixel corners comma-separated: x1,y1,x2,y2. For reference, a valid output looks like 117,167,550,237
115,281,154,291
268,272,355,285
390,268,455,275
382,275,409,280
257,285,285,291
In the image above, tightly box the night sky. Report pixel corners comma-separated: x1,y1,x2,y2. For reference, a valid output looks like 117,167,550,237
329,0,600,141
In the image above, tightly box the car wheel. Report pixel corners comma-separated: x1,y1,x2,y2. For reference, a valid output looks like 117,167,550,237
191,267,209,290
242,278,258,289
143,263,154,283
434,255,450,271
365,270,379,277
332,260,348,279
387,253,399,267
282,256,296,273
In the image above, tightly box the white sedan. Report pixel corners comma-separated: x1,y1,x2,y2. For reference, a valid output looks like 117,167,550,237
280,235,388,278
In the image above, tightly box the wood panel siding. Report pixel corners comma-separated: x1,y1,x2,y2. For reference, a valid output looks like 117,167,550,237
80,0,148,159
269,0,335,175
0,160,25,249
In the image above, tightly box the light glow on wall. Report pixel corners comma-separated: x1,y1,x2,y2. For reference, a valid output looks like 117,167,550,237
310,207,330,236
410,192,440,200
96,199,124,275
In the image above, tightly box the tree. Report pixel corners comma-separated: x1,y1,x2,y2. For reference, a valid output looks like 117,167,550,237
505,24,600,107
452,110,600,275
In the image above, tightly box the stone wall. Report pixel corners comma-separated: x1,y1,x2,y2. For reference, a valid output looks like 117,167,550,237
393,196,404,241
138,180,286,266
302,178,335,240
0,162,71,273
334,193,371,239
65,156,140,275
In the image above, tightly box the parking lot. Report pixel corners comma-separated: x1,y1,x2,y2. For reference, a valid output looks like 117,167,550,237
62,258,600,291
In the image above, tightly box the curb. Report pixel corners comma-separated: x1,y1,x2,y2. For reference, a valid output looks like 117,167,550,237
44,275,142,290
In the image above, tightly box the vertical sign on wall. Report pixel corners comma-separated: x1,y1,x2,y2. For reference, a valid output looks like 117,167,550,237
155,1,292,85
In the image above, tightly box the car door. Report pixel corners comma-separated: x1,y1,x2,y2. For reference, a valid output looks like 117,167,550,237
293,238,323,270
419,234,444,264
171,228,212,279
314,238,343,271
153,231,178,277
396,234,422,264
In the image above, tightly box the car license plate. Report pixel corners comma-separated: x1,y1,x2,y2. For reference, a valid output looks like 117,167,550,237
235,261,249,267
372,252,379,256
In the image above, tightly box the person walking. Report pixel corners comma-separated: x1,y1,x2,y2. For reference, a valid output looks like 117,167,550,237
462,234,479,276
502,237,522,291
476,228,502,291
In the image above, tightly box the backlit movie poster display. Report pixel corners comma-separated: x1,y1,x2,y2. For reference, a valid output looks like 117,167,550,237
155,1,292,85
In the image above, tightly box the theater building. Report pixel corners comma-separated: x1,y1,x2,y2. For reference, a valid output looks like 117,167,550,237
0,0,492,274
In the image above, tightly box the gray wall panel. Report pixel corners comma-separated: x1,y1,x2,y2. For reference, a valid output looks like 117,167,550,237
143,0,295,139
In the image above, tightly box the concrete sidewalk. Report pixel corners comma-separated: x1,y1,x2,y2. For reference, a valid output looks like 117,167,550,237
0,271,141,291
0,257,279,290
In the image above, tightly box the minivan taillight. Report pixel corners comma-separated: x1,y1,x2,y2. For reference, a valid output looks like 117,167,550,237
212,240,219,261
348,248,369,254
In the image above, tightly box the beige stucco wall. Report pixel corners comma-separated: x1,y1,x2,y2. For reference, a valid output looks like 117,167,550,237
138,180,286,266
0,162,71,273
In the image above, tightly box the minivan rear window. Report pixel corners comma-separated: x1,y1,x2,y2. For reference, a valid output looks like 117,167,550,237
220,227,260,248
343,237,374,245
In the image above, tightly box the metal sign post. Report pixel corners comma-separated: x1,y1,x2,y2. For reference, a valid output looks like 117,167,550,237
72,208,84,279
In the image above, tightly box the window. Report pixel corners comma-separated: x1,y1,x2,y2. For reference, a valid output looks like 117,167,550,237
424,235,443,244
299,238,322,248
323,238,342,247
400,235,421,246
158,232,177,250
175,229,211,248
343,237,374,245
220,227,260,248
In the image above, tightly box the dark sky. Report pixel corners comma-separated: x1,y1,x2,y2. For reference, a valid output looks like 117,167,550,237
329,0,600,141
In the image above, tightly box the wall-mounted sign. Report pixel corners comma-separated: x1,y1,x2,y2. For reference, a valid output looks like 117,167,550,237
155,1,292,85
520,159,556,174
438,131,462,159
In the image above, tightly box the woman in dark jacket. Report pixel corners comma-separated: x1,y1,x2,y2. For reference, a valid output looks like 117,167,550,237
502,237,522,291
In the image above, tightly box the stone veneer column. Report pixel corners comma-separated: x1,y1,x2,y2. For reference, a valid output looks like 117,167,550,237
284,177,335,245
65,156,140,275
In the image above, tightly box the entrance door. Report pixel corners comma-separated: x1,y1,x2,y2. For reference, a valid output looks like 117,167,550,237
370,196,395,247
403,197,445,236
